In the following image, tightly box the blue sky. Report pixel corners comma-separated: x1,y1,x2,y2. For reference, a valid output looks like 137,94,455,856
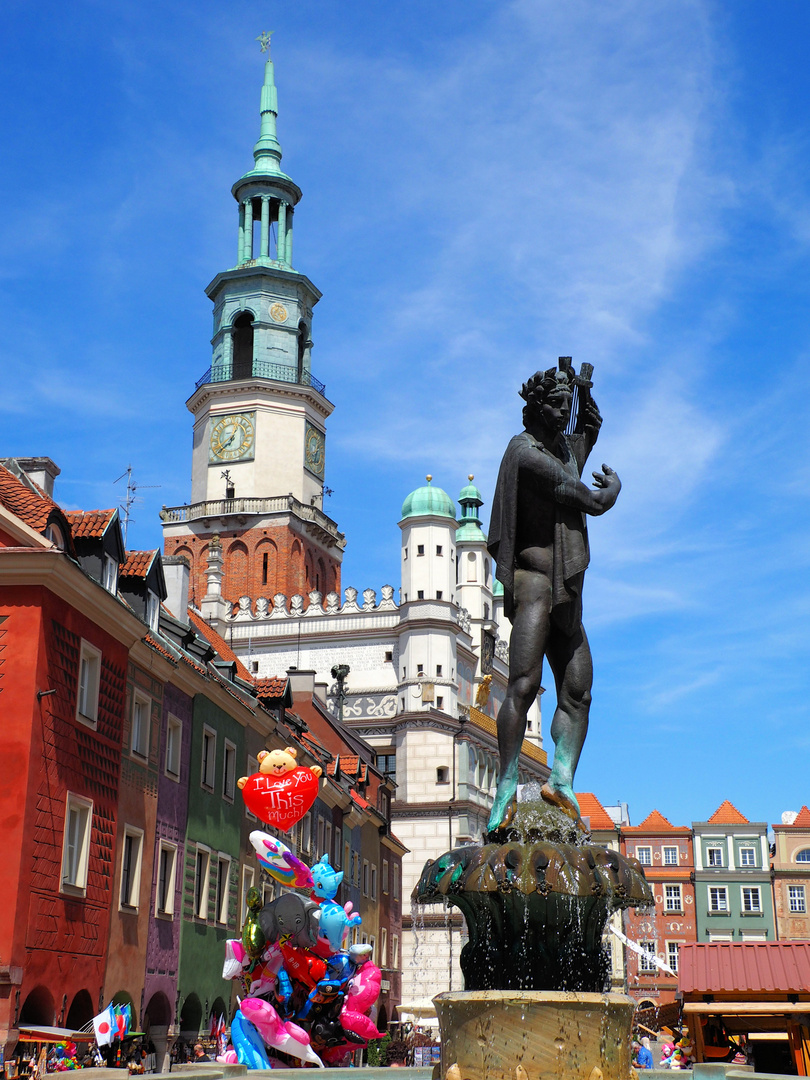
3,0,810,829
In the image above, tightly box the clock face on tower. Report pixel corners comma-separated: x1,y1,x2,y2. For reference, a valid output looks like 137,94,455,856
209,412,256,463
304,422,326,479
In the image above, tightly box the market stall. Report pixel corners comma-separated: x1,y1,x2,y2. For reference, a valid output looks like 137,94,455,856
678,941,810,1074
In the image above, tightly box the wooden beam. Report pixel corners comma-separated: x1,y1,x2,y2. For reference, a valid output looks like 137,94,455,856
683,1003,810,1015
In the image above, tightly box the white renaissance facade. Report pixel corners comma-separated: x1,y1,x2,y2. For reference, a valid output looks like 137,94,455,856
205,476,550,1005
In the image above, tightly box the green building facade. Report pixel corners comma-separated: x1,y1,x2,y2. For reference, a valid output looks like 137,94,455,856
693,801,776,944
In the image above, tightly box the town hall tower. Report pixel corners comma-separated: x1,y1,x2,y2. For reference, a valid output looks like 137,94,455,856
161,38,344,608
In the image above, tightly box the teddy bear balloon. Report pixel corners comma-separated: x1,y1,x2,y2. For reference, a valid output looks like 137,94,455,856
238,747,323,831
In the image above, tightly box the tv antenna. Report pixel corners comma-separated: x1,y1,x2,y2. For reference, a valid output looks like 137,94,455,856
115,465,160,546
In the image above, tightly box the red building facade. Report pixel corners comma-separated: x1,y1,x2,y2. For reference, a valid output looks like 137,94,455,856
0,465,143,1044
621,810,697,1007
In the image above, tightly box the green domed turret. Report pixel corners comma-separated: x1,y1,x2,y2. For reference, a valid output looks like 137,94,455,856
455,474,486,543
400,475,456,521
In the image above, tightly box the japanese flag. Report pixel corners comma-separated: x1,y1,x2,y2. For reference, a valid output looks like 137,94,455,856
92,1005,116,1047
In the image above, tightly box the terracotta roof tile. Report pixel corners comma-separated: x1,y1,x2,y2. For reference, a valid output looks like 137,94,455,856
65,509,116,539
350,789,369,810
576,792,616,831
708,800,749,825
255,676,289,699
793,806,810,827
0,464,62,534
187,608,252,682
144,632,177,664
624,809,687,832
121,550,158,578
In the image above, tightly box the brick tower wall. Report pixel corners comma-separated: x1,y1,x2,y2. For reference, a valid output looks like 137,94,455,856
164,525,341,609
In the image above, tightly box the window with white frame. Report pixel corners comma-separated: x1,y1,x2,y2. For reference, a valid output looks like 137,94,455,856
363,860,369,896
76,641,101,726
131,693,150,758
393,863,400,900
789,885,806,913
325,823,332,864
146,590,160,631
103,554,118,594
156,841,177,916
216,856,230,924
741,930,767,942
223,741,236,801
709,886,729,912
739,846,756,867
380,927,388,968
708,932,733,942
391,934,399,968
61,793,92,892
667,941,680,973
194,847,210,919
665,884,682,912
663,846,678,866
165,714,182,778
119,826,144,908
741,886,761,913
333,828,341,869
241,865,255,927
636,846,652,866
707,846,724,867
371,864,378,900
317,818,325,858
300,813,312,854
245,756,258,820
201,727,216,789
262,878,276,906
382,859,389,894
344,842,351,878
797,849,810,863
353,852,360,887
639,941,657,972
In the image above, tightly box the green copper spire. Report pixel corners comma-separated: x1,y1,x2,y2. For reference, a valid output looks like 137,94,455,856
250,31,284,177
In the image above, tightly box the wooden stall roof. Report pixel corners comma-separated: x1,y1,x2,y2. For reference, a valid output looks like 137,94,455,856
679,942,810,997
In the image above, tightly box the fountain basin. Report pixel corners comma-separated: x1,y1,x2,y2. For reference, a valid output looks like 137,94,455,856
434,990,635,1080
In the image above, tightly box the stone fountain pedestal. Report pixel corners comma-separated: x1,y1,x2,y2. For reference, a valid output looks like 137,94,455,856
433,990,635,1080
415,796,652,1080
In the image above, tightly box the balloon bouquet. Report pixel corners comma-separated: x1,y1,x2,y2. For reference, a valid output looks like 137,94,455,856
219,749,385,1068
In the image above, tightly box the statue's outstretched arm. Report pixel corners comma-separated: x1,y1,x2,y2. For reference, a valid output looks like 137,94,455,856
524,447,620,516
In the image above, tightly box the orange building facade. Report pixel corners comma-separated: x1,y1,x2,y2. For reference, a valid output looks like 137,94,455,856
621,810,697,1007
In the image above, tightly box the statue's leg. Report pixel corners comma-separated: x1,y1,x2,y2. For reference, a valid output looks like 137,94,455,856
487,570,549,832
541,623,593,823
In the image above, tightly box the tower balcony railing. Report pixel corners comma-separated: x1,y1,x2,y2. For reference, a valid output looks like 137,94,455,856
194,361,326,396
159,493,345,544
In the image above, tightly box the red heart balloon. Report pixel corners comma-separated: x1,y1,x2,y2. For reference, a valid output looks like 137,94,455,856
240,767,320,832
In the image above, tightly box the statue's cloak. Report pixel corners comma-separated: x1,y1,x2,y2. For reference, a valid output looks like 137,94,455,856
488,431,590,631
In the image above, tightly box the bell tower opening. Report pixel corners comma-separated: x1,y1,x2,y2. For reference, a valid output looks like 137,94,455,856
297,321,307,381
232,312,254,379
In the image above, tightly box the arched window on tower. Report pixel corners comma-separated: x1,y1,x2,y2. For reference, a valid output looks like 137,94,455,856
232,312,254,380
297,321,308,383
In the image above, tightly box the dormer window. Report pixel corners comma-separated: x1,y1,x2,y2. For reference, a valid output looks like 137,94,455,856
103,554,118,594
146,590,160,631
45,522,66,550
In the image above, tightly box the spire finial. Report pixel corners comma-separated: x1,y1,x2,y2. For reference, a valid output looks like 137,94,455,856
256,30,273,54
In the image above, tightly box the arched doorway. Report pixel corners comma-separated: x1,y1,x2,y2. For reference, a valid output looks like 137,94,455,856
145,991,172,1074
19,986,55,1026
179,993,202,1039
65,989,95,1031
